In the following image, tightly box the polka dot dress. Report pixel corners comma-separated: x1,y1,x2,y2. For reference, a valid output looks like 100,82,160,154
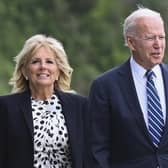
31,94,72,168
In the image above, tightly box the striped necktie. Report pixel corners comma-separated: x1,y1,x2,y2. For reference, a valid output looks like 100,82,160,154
146,70,164,147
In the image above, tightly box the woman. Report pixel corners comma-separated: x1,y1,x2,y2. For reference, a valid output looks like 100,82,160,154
0,34,87,168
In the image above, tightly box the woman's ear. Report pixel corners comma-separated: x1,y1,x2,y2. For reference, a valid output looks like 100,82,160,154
21,67,28,80
127,36,136,51
55,70,60,81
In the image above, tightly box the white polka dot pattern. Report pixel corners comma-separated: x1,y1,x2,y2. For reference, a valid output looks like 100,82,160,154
31,94,72,168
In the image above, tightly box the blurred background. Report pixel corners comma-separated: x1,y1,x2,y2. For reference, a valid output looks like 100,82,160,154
0,0,168,96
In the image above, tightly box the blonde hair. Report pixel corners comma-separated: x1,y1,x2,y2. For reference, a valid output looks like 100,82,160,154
9,34,73,93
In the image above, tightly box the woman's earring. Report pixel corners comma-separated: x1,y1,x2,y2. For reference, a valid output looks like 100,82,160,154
25,76,28,80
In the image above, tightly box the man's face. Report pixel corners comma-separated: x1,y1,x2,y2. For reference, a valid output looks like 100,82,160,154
128,16,166,69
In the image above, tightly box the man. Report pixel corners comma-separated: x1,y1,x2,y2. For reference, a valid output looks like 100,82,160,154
88,6,168,168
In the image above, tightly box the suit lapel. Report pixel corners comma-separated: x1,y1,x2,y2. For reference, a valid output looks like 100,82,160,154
56,91,84,168
20,91,34,139
56,91,74,147
158,64,168,146
118,60,153,144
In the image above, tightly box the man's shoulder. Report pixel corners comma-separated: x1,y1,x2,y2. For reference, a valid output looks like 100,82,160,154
161,63,168,69
96,60,129,81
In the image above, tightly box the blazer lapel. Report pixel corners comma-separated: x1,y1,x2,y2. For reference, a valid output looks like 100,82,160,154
159,64,168,146
56,90,84,168
118,60,153,145
20,91,34,140
56,91,74,146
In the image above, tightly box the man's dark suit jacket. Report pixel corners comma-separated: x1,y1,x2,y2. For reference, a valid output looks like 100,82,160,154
88,60,168,168
0,90,87,168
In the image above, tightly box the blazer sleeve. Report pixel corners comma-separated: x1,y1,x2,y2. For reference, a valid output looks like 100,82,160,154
0,97,7,168
88,79,112,168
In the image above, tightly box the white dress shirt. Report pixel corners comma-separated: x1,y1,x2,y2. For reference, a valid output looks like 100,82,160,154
130,57,166,128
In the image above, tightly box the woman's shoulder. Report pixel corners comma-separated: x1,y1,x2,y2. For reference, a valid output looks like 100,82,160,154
0,91,29,102
56,90,87,102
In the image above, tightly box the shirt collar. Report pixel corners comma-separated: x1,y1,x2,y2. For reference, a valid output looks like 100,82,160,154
130,56,146,80
130,56,161,79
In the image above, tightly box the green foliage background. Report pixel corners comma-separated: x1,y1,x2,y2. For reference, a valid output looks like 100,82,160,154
0,0,168,96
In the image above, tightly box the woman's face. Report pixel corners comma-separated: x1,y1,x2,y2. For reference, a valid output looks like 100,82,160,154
24,46,60,91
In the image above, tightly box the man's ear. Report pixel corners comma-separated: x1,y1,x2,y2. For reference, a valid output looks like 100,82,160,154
127,36,136,51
